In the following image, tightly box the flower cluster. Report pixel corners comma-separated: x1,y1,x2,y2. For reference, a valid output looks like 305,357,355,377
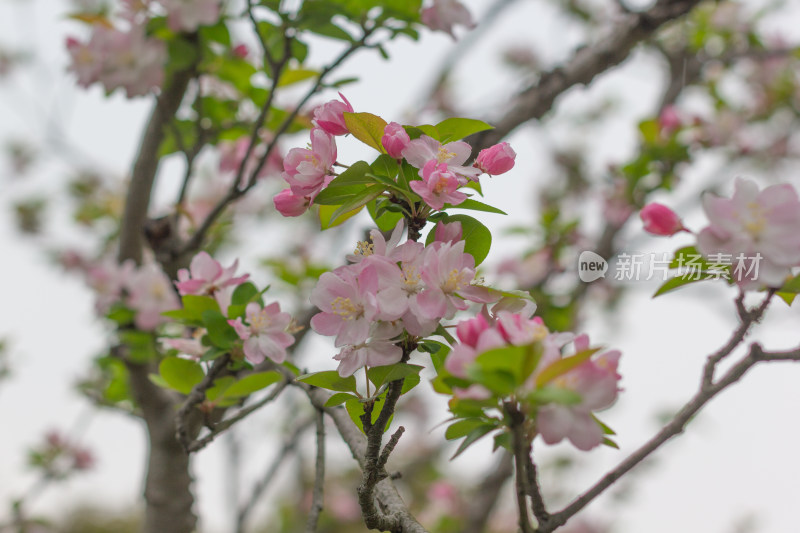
86,258,178,330
273,94,516,217
310,221,496,376
29,430,95,479
446,309,623,451
421,0,476,39
641,178,800,289
66,24,166,98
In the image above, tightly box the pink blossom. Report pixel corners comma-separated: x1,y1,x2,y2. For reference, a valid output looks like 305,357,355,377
162,334,206,360
433,220,462,244
417,240,496,320
228,302,294,364
332,323,403,377
697,178,800,288
127,264,180,330
402,135,480,182
346,219,406,263
410,160,468,210
282,128,337,197
67,24,166,98
382,122,410,158
495,312,548,346
273,188,310,217
86,257,136,314
310,265,379,347
175,252,249,297
640,203,685,236
421,0,476,39
162,0,221,32
537,334,622,451
312,93,354,136
453,384,492,400
475,142,516,175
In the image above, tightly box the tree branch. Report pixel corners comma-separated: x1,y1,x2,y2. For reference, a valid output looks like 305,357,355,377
462,452,514,533
468,0,704,152
305,408,326,533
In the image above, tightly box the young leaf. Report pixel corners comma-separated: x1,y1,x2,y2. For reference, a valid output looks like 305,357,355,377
535,348,600,387
313,161,373,205
201,309,240,349
343,112,388,153
447,199,507,215
325,392,356,407
319,203,365,229
159,357,205,395
220,371,282,399
653,272,718,297
451,424,495,459
367,363,423,389
297,371,358,394
435,117,494,143
445,418,488,440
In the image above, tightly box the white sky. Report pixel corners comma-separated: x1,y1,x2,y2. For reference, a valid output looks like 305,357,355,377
1,0,800,532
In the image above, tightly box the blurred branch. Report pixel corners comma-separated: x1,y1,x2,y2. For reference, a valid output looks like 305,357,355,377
175,355,231,451
462,452,514,533
236,419,312,533
539,292,783,532
305,408,326,533
469,0,704,151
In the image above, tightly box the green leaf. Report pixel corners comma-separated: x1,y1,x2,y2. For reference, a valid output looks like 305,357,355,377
314,161,373,205
401,373,420,394
167,37,198,71
199,21,231,45
325,392,356,407
277,68,319,87
535,348,600,387
220,372,282,399
367,363,424,389
206,376,236,402
777,273,800,305
319,203,364,230
445,418,487,440
448,199,507,215
653,272,718,297
231,282,260,307
367,199,404,232
345,397,390,434
493,431,511,452
343,112,388,153
452,424,495,459
297,371,358,393
326,184,386,226
119,330,156,363
164,295,221,325
159,357,205,395
201,309,239,349
527,386,582,405
426,214,492,266
435,118,493,143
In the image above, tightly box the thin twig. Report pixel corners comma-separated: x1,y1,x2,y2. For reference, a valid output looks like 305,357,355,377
175,355,231,451
305,408,326,533
185,380,289,452
236,420,311,533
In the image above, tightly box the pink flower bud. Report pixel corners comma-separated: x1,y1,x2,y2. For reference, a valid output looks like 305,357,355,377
434,220,462,244
273,188,309,217
658,105,682,136
312,93,353,136
475,142,516,175
381,122,410,158
456,313,490,347
232,44,248,58
640,203,684,236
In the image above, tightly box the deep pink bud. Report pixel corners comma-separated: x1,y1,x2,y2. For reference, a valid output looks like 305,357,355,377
640,203,684,236
381,122,410,158
312,93,353,136
475,142,516,175
456,314,490,347
273,188,309,217
232,44,248,58
658,105,682,136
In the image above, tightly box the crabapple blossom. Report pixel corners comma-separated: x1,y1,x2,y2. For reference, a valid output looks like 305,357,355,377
410,160,468,210
697,178,800,288
402,135,480,182
346,219,406,263
161,333,206,360
312,93,354,136
475,142,516,175
536,334,622,451
85,257,135,314
381,121,410,158
228,302,295,364
127,263,180,330
640,203,685,236
433,220,462,245
175,252,249,297
417,240,495,320
332,323,403,377
161,0,221,32
281,128,337,197
310,265,380,347
66,24,166,98
218,137,282,182
421,0,476,39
